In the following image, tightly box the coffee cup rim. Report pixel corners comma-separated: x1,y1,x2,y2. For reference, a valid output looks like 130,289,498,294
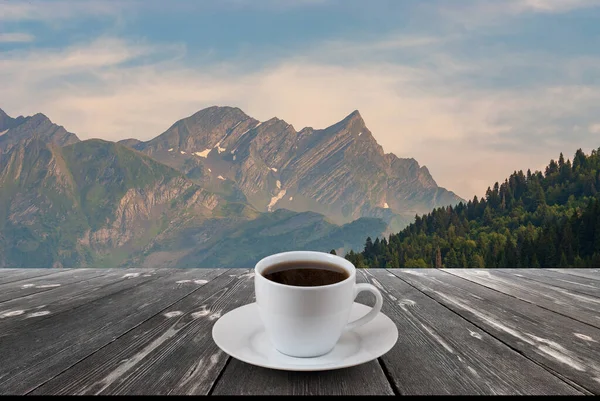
254,251,356,290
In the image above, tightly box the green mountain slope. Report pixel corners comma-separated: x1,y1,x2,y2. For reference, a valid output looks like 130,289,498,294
173,211,387,268
346,148,600,268
0,138,86,267
0,135,388,268
0,138,223,267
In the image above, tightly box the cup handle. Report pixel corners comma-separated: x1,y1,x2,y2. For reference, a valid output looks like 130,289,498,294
344,283,383,332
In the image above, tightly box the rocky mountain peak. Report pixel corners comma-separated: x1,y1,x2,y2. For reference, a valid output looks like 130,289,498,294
122,105,463,223
188,105,250,122
344,109,363,123
328,109,366,132
0,108,26,132
0,110,80,150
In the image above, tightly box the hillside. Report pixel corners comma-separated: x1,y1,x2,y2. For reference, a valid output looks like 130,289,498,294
346,148,600,268
0,137,222,267
137,210,387,268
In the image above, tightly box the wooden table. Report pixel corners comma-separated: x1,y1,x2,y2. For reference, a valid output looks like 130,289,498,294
0,268,599,395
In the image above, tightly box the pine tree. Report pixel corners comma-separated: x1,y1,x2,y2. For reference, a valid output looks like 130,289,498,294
445,249,459,268
364,237,373,259
559,252,568,267
435,247,442,268
329,249,337,255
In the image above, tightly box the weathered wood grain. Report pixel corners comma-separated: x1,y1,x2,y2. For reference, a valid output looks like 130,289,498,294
443,269,600,329
211,270,395,396
0,269,164,331
213,360,394,395
549,269,600,282
0,268,110,303
390,268,600,394
357,270,581,395
0,269,69,285
4,268,599,395
497,269,600,299
0,268,224,395
31,270,253,395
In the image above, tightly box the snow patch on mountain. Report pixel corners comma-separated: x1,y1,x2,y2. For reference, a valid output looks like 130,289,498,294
194,149,210,158
267,189,287,212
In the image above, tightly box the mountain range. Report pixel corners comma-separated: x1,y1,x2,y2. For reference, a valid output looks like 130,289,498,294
0,106,461,268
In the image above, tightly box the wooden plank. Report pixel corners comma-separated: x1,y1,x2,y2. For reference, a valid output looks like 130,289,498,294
390,269,600,394
211,270,395,396
212,358,394,395
443,269,600,329
549,269,600,282
0,269,110,303
0,269,69,285
0,268,225,395
359,270,580,395
497,269,600,299
0,269,162,330
31,269,253,395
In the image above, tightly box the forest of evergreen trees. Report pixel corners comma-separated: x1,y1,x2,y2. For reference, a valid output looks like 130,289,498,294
345,148,600,268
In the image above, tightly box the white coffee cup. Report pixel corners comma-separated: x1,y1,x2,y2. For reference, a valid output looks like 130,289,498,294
254,251,383,358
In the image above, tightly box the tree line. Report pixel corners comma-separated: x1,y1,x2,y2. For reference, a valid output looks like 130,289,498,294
345,148,600,268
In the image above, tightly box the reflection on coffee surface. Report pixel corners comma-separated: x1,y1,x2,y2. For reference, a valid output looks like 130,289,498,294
262,261,349,287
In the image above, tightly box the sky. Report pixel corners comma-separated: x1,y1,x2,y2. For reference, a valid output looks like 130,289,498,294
1,0,600,200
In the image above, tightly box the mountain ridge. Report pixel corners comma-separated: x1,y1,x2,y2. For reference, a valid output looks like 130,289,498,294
0,109,80,151
124,106,463,227
0,106,462,268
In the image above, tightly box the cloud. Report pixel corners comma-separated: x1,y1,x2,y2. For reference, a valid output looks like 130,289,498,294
218,0,330,8
513,0,600,13
0,33,35,43
2,26,600,199
433,0,600,30
0,0,330,22
590,124,600,134
0,0,132,21
317,34,453,61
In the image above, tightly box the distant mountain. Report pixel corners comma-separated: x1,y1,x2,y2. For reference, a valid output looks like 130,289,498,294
0,109,387,267
346,148,600,268
125,106,462,231
0,109,79,151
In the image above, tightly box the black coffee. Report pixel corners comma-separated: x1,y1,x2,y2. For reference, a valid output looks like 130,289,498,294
262,261,349,287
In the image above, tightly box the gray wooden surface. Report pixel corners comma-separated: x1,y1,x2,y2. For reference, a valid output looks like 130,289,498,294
0,268,598,395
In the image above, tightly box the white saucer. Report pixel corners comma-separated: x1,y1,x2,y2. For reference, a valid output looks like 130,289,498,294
212,302,398,371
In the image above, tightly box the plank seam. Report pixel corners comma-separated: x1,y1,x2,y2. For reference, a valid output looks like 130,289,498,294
377,358,402,396
0,272,112,306
387,269,592,395
206,356,232,396
0,270,75,286
549,269,600,283
440,269,600,330
497,271,600,300
2,270,170,332
24,269,231,395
